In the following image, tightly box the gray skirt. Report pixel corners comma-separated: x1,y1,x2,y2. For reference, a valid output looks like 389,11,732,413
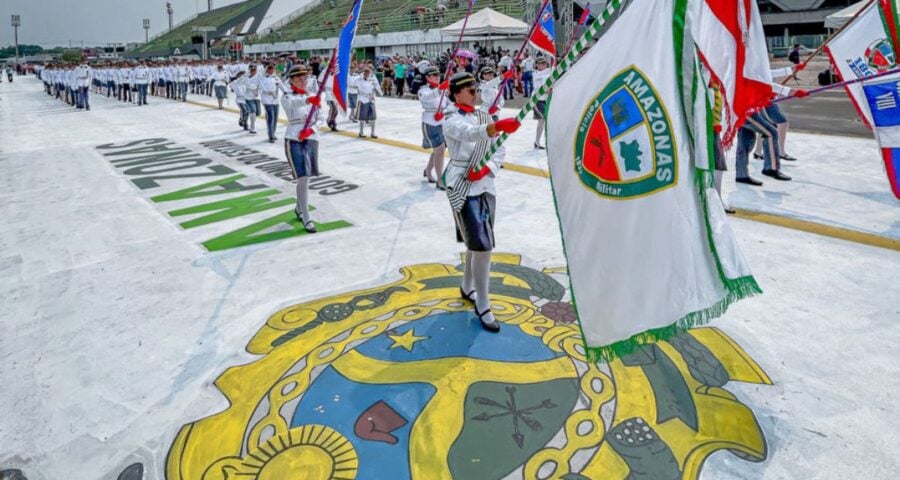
357,102,377,121
214,85,227,99
453,193,496,252
422,123,445,149
285,139,320,179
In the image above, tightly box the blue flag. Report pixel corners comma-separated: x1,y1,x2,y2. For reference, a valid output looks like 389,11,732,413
863,77,900,198
333,0,364,112
528,1,556,57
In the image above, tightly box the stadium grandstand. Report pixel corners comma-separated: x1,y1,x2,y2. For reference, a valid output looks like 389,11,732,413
127,0,276,58
255,0,525,44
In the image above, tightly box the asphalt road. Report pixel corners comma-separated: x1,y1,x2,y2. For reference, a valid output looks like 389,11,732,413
777,90,870,138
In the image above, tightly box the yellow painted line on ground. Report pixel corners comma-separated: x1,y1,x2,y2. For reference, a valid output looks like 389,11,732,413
730,209,900,252
502,163,551,178
185,97,898,252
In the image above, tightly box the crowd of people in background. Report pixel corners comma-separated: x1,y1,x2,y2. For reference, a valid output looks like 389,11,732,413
27,39,802,211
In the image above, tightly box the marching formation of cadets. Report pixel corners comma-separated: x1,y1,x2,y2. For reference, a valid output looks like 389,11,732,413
30,53,526,333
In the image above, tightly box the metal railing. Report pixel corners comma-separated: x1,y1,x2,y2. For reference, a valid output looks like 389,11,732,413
254,0,524,44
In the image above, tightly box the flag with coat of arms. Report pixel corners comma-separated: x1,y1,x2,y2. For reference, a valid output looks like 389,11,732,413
331,0,364,113
529,1,557,57
544,0,762,360
824,0,900,127
862,75,900,198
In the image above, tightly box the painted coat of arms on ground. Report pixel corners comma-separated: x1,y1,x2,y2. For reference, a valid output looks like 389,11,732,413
167,254,771,479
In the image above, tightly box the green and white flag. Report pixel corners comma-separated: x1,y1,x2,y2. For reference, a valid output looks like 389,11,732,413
545,0,761,361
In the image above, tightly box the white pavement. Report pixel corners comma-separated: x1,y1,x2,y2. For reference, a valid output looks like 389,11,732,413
0,76,898,479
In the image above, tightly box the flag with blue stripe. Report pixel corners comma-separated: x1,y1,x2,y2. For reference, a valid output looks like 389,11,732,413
529,1,557,56
333,0,364,113
862,77,900,198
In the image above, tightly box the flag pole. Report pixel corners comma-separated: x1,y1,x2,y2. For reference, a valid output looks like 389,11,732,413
565,3,589,52
435,0,478,113
780,0,876,85
485,0,551,112
471,0,623,173
772,66,900,103
300,0,360,136
299,48,338,135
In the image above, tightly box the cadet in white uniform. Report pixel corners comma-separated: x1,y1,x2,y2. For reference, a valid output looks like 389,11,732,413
418,66,450,186
531,57,551,149
355,67,382,138
261,63,288,142
478,66,511,121
210,64,229,109
230,70,248,129
282,66,323,233
134,61,150,105
441,72,521,332
75,61,92,110
347,65,361,122
244,65,262,135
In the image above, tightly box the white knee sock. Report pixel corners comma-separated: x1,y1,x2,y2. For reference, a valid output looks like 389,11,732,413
471,251,496,325
295,177,310,222
359,121,365,135
535,119,545,145
777,122,788,156
425,153,436,179
370,121,376,136
434,146,446,180
462,250,475,295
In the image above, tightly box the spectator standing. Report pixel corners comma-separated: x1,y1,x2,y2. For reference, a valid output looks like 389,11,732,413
394,59,407,97
521,52,534,97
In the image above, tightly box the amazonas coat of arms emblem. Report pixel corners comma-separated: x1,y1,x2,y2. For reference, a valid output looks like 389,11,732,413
574,66,677,199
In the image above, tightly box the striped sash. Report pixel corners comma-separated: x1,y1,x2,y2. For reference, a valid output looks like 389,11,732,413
447,110,492,212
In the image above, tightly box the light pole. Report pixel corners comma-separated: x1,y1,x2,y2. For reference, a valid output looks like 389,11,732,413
143,18,150,43
167,3,174,31
11,15,21,65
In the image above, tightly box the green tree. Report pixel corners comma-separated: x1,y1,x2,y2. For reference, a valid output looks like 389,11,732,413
0,44,43,59
61,49,83,63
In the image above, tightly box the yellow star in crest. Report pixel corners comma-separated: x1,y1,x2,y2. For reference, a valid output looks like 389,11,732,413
387,329,428,352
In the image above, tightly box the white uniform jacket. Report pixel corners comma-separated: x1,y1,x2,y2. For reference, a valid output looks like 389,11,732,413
356,76,382,104
282,90,322,141
442,108,505,197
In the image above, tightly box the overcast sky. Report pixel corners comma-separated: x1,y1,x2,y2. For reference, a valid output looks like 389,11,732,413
0,0,244,48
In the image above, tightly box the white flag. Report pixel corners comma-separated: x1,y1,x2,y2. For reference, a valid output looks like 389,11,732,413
545,0,760,361
825,1,896,127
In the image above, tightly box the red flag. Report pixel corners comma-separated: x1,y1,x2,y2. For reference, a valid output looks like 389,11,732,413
692,0,775,145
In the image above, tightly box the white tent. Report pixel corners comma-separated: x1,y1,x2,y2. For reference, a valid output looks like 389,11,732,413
825,1,868,29
440,7,528,37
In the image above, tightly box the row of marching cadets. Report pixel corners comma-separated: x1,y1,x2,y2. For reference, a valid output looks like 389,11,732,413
37,61,94,110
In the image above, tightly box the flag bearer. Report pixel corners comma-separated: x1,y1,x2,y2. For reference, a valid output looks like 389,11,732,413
441,72,521,332
418,66,449,186
282,66,323,234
